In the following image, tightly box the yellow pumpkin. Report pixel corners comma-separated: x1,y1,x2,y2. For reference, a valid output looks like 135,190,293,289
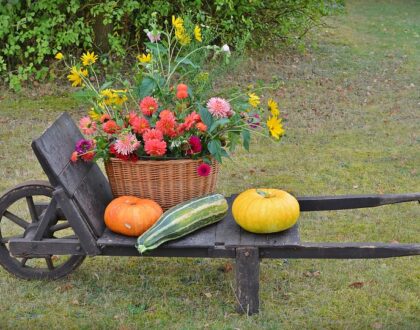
232,188,300,233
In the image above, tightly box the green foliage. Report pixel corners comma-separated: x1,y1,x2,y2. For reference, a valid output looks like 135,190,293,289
0,0,343,90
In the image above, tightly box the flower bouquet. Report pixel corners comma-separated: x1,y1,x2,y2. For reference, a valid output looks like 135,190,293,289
59,15,285,210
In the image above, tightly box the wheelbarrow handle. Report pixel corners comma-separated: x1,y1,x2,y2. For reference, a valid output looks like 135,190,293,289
296,193,420,211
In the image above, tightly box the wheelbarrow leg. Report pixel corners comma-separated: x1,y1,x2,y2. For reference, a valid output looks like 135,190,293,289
235,247,260,315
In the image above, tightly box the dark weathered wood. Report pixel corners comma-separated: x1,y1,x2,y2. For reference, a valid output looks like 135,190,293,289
298,193,420,211
31,113,86,188
72,166,113,237
235,247,260,315
9,238,84,257
54,188,100,255
31,198,58,240
260,242,420,259
32,113,113,237
215,199,241,246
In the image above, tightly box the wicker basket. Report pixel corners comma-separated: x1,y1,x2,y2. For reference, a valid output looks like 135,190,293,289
104,158,220,210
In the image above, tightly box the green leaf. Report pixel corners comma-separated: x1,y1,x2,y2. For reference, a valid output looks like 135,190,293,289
145,42,167,55
175,57,198,69
100,81,114,90
207,139,222,163
198,104,214,128
136,77,156,99
241,129,251,151
209,118,230,133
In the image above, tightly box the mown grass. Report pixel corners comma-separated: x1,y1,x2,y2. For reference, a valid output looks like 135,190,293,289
0,0,419,328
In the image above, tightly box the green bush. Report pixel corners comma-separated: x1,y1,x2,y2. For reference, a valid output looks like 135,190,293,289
0,0,343,90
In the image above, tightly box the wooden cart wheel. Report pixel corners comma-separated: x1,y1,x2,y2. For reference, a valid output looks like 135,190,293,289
0,181,85,280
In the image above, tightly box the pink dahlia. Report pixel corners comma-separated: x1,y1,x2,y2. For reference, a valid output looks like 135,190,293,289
187,136,202,155
79,116,97,135
143,128,163,142
206,97,232,119
197,163,211,177
139,96,158,116
156,118,177,138
145,139,167,156
114,133,141,155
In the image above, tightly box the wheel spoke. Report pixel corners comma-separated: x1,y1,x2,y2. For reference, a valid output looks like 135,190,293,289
26,196,39,222
20,257,28,267
45,257,54,270
3,210,29,229
50,222,71,232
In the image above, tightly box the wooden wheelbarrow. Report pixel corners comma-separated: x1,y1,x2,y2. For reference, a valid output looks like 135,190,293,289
0,113,419,315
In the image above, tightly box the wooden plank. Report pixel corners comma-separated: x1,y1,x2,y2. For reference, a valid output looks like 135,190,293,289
215,197,241,246
55,188,101,255
9,238,84,257
298,193,420,211
97,228,137,247
260,242,420,259
32,112,85,188
165,223,216,248
235,247,260,315
73,165,113,237
31,198,58,240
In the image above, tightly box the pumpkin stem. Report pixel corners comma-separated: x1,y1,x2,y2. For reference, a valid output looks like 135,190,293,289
256,189,272,198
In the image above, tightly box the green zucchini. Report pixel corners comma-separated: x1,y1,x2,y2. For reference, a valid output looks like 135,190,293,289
136,194,228,254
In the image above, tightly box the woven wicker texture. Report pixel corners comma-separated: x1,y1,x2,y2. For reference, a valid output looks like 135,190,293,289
105,158,219,210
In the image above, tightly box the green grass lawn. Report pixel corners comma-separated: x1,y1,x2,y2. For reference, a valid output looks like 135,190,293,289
0,0,419,328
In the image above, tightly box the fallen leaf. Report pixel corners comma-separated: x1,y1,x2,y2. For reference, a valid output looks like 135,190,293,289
390,240,399,244
204,292,212,298
218,262,233,273
349,282,364,289
304,270,321,277
56,283,73,293
372,322,383,329
71,299,79,305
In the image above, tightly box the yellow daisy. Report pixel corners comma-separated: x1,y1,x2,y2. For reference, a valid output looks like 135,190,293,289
172,16,184,29
268,98,280,117
88,108,101,121
55,52,63,60
112,89,128,105
137,53,152,63
194,25,202,42
100,89,116,105
67,66,87,87
266,116,284,140
81,51,98,66
248,93,260,108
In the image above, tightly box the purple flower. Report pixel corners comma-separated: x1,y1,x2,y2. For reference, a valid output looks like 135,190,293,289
248,114,261,129
147,31,161,43
75,139,93,154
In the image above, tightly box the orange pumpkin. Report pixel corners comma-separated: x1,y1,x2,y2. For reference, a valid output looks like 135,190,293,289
104,196,163,236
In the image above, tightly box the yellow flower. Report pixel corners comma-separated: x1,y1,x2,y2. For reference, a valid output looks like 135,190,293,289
248,93,260,108
81,51,98,66
88,108,101,121
172,16,184,29
267,116,284,140
67,66,87,87
137,53,152,63
112,89,128,105
100,89,116,105
268,98,279,117
194,25,202,42
55,52,63,60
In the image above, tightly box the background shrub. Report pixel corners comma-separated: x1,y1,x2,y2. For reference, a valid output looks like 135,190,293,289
0,0,343,90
